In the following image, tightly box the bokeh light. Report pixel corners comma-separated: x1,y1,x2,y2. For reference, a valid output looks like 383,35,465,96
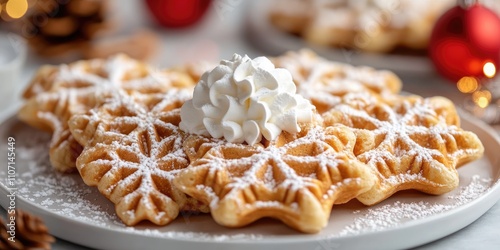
457,77,478,93
5,0,28,19
483,62,496,78
472,90,492,108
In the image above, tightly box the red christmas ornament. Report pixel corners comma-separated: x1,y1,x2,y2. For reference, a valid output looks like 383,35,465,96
429,0,500,82
145,0,212,28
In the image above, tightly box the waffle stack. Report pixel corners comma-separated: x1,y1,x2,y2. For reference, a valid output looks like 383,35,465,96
18,50,484,233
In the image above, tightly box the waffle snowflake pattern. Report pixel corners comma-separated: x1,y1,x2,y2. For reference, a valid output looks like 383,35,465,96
18,54,196,172
323,95,484,205
174,124,375,233
271,50,402,113
68,90,209,226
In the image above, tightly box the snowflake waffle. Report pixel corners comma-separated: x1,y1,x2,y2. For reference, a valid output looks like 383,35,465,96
68,90,209,226
323,95,484,205
18,54,196,172
174,124,376,233
271,49,402,113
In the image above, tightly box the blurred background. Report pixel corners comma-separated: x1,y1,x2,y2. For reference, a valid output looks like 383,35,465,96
0,0,499,127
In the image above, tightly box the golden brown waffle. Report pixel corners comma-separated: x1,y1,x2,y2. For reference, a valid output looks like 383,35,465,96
271,50,402,113
322,94,484,205
174,123,376,233
172,60,217,84
68,91,209,226
18,54,195,172
16,49,486,233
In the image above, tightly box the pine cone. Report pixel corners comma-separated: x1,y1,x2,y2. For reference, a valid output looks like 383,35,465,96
1,210,55,250
17,0,110,57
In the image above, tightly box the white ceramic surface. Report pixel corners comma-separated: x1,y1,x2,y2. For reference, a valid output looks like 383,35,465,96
0,110,499,250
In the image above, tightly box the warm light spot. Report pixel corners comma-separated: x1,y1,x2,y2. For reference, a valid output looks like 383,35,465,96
483,62,496,78
472,90,492,108
457,77,478,93
476,97,490,108
5,0,28,19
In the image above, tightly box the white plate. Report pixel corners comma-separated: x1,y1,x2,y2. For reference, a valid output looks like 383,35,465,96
1,111,499,250
245,0,434,74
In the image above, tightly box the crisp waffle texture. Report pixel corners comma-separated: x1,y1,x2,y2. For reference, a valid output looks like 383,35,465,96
17,50,485,232
18,54,195,172
175,122,375,233
68,91,209,226
271,50,402,113
322,94,484,205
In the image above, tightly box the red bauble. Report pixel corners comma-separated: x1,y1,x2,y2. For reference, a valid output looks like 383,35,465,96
145,0,212,28
429,3,500,82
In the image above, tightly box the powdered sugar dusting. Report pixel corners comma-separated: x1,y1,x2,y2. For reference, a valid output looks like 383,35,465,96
335,175,492,237
12,129,117,227
174,124,376,234
1,121,265,240
0,117,496,242
271,50,400,113
324,95,485,206
69,91,200,225
38,54,186,96
189,126,364,206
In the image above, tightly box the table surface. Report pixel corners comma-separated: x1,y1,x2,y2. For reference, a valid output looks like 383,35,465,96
1,1,499,250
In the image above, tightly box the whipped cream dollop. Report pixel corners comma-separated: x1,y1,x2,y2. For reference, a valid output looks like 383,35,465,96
180,54,315,145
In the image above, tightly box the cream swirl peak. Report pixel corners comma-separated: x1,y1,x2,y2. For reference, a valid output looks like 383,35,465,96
180,53,315,145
